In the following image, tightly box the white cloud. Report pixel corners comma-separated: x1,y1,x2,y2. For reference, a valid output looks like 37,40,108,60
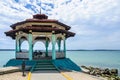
0,37,5,41
104,31,120,42
51,0,120,24
71,24,99,36
0,0,120,49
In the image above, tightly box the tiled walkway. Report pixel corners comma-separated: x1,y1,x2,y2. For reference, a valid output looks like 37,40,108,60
31,70,66,80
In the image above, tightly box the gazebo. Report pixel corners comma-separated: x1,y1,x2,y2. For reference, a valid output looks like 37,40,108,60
5,14,75,60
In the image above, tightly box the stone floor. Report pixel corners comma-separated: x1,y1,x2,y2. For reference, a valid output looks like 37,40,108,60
31,70,66,80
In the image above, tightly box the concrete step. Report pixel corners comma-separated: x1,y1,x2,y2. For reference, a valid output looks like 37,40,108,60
33,60,57,71
34,67,57,70
35,65,54,68
36,63,52,65
37,60,51,63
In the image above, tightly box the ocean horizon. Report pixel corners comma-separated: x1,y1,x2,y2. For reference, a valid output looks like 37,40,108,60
0,49,120,51
0,50,120,76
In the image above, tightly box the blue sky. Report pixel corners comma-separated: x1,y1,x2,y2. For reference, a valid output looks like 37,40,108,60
0,0,120,50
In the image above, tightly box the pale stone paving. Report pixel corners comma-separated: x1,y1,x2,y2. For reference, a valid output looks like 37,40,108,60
0,72,28,80
31,70,66,80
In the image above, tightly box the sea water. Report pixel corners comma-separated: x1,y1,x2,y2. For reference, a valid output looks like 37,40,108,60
0,50,120,75
67,51,120,76
0,51,15,67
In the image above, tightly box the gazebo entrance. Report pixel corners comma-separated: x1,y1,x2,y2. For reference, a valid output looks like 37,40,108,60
5,14,75,60
33,41,47,60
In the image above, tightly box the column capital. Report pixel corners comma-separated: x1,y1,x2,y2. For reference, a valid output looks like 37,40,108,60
29,30,32,33
52,31,55,34
15,32,18,36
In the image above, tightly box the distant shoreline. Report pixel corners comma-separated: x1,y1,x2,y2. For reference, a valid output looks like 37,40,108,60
67,49,120,51
0,49,15,51
0,49,120,51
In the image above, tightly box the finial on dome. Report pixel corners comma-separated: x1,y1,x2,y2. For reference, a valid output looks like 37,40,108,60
33,14,48,19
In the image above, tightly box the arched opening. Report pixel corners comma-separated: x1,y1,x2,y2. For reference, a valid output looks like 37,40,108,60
57,37,63,52
48,42,52,51
58,39,65,58
61,40,64,52
16,40,29,59
20,36,27,40
21,40,29,52
48,42,57,57
33,41,45,51
33,41,47,59
49,38,64,59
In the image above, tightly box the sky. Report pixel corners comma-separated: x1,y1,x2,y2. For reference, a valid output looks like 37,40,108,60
0,0,120,50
